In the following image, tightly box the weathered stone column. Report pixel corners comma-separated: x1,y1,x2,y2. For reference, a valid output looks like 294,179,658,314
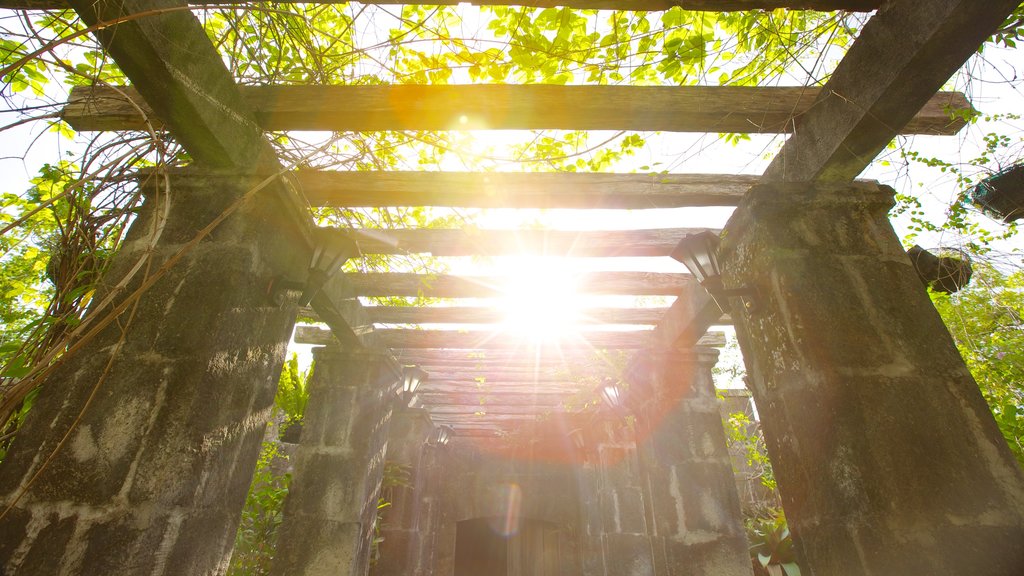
0,172,304,574
370,407,433,576
271,346,399,576
590,418,656,576
629,348,752,576
721,181,1024,575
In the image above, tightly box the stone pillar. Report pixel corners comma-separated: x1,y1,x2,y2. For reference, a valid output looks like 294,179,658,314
629,348,752,576
0,173,302,574
720,181,1024,576
370,407,433,576
588,418,656,576
408,441,446,576
271,346,399,576
577,451,605,576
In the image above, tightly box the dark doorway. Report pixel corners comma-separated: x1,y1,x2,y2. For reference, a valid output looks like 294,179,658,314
454,517,560,576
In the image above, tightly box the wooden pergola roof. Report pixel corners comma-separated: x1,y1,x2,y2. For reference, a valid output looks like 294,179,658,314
40,0,1019,436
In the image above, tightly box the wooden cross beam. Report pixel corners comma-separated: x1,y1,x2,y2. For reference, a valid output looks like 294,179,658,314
359,305,678,325
342,227,715,257
295,324,727,348
65,84,969,135
0,0,884,12
147,169,764,209
337,271,694,298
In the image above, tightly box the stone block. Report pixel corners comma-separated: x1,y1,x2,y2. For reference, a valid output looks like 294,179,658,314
601,532,655,576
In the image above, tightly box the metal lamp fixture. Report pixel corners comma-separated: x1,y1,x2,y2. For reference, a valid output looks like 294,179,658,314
598,378,623,410
671,231,759,312
400,365,428,406
428,424,454,447
270,227,358,306
568,428,586,451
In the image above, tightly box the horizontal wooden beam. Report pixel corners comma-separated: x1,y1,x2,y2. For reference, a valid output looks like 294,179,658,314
65,85,969,135
344,227,712,257
0,0,884,12
419,401,573,414
297,325,725,348
337,271,692,298
360,306,675,325
295,170,758,209
392,348,651,367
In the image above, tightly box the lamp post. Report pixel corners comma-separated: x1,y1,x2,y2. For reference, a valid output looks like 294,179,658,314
671,230,759,312
269,227,358,306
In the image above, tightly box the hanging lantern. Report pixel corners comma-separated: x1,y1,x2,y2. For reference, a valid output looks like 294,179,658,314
567,428,586,451
428,424,454,447
599,378,623,410
400,366,428,406
670,231,759,312
970,163,1024,223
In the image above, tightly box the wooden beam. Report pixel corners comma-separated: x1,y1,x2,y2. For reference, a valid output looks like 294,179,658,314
289,170,758,209
343,227,713,257
642,284,725,352
391,348,642,367
0,0,884,13
417,394,571,408
296,325,726,348
337,271,693,298
360,306,674,325
65,85,969,135
763,0,1015,182
66,0,273,169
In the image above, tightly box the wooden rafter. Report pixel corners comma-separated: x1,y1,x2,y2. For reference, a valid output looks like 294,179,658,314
359,305,677,325
343,227,713,257
284,170,759,209
0,0,884,12
66,85,969,135
337,271,693,298
296,325,727,349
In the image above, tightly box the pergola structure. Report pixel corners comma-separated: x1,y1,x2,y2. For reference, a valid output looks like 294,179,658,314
0,1,1023,575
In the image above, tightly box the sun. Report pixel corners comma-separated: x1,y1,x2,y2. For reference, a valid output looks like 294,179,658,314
498,258,582,340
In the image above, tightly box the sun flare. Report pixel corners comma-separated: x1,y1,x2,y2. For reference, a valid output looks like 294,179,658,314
498,259,582,340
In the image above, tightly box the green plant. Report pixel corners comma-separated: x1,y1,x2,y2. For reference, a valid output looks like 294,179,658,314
370,462,413,565
227,441,292,576
932,264,1024,467
748,511,801,576
275,353,312,438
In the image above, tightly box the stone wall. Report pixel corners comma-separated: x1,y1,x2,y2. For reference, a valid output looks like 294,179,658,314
0,171,305,575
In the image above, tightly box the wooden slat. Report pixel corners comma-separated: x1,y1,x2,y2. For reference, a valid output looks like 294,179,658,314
362,306,673,325
424,404,577,416
296,325,726,348
64,85,969,135
338,271,692,298
392,349,645,367
143,168,761,209
299,170,758,208
0,0,884,12
417,395,570,408
763,0,1013,182
344,227,713,257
